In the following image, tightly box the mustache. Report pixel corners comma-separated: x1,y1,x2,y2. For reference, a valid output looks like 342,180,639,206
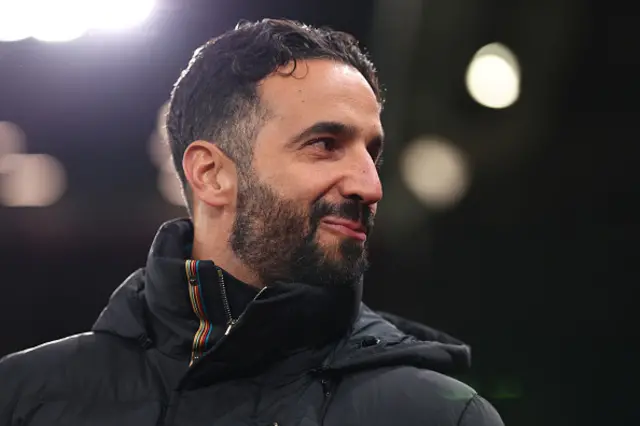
310,199,374,234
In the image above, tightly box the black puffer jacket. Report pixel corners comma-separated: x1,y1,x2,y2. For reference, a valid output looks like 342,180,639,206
0,219,503,426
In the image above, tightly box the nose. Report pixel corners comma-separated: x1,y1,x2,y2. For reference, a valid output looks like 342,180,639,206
338,150,383,207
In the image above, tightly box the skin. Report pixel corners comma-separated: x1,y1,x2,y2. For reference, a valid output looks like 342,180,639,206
183,59,384,288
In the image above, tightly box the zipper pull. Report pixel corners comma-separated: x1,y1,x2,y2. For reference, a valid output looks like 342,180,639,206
225,319,237,336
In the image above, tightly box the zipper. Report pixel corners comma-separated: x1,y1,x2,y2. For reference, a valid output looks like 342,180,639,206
216,266,267,335
215,266,236,335
226,285,267,335
186,260,268,365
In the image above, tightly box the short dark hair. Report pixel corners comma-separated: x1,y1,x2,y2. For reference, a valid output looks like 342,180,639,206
166,18,383,214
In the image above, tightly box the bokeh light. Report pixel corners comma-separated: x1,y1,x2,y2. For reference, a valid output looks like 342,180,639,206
0,121,27,157
400,136,470,209
0,0,156,43
0,1,32,42
29,0,89,42
87,0,155,30
148,101,171,169
465,42,520,109
0,154,67,207
158,160,186,207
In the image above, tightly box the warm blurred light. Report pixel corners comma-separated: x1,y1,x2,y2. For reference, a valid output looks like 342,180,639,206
149,132,171,169
155,101,169,141
400,136,470,209
148,101,171,168
158,160,185,207
0,1,32,41
0,121,27,157
0,154,67,207
0,0,155,43
465,42,520,109
151,102,184,207
87,0,155,30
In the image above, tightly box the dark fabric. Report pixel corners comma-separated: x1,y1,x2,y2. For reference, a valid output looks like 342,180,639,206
0,218,503,426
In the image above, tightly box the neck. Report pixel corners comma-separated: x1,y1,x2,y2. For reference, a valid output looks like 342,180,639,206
192,216,263,289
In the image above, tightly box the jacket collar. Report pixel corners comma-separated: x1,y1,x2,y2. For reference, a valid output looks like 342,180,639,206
94,218,362,367
93,218,471,387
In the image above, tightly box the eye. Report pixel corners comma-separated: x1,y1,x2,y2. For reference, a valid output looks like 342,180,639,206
307,137,339,152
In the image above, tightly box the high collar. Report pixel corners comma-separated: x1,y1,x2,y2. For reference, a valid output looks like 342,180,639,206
102,218,362,367
93,219,472,389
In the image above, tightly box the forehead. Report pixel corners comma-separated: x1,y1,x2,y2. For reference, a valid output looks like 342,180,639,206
256,59,382,143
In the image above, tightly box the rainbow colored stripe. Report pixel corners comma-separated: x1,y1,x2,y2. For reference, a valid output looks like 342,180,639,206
186,259,212,366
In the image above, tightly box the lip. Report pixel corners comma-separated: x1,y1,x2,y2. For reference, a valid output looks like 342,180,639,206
321,218,367,241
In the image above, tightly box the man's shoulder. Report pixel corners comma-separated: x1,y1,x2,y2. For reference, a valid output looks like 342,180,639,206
335,366,504,426
398,367,503,425
3,331,119,364
0,332,151,423
0,331,139,388
361,365,477,403
2,332,90,367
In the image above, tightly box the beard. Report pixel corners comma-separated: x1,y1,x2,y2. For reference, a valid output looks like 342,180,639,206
229,167,374,288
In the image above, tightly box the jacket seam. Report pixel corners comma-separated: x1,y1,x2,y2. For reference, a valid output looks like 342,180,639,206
456,393,479,426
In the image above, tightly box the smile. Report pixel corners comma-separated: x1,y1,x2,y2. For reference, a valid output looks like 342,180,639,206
321,218,367,241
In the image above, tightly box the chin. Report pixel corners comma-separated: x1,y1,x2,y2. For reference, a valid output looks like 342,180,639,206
316,236,344,255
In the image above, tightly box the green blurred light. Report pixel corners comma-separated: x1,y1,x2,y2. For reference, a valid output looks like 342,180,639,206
489,378,523,400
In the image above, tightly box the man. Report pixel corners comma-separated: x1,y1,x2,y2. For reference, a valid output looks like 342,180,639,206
0,19,503,426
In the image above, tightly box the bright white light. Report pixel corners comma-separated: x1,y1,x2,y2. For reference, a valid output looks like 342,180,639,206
0,121,27,157
158,160,185,207
0,153,67,207
87,0,155,30
0,0,155,43
400,137,469,209
466,43,520,109
30,0,89,42
0,1,32,41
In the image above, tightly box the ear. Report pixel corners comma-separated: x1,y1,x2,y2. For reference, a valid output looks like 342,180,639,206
182,141,236,207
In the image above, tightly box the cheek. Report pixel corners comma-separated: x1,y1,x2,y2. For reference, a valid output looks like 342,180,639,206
264,163,336,203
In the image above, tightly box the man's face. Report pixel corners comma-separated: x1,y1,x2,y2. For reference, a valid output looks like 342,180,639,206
230,59,384,287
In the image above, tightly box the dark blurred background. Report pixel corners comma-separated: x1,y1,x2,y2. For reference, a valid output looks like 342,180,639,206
0,1,637,425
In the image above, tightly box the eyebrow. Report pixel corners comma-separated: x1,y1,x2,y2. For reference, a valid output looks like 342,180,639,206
287,120,385,152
